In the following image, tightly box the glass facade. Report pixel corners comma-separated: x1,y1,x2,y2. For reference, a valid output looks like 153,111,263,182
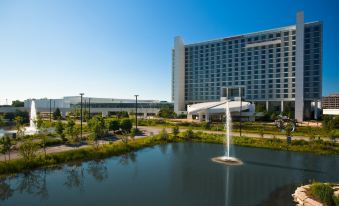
183,22,322,105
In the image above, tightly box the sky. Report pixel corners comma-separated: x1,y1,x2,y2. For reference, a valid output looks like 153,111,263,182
0,0,338,103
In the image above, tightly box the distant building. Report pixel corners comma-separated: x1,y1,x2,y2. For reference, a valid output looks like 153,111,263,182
322,94,339,115
172,11,322,122
22,96,173,118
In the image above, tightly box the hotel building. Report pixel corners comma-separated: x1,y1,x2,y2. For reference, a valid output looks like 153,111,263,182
172,12,322,122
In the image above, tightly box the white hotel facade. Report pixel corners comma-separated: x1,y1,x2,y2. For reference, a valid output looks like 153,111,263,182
172,12,322,122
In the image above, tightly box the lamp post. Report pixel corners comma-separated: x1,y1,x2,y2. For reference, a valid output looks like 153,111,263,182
134,95,139,131
49,99,52,122
79,93,84,140
239,89,242,137
88,98,91,120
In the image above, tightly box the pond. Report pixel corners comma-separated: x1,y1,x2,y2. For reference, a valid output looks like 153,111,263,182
0,143,338,206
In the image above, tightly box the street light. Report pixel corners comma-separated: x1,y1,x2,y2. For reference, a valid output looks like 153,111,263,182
239,89,243,137
79,93,84,140
134,95,139,131
49,99,52,122
88,98,91,120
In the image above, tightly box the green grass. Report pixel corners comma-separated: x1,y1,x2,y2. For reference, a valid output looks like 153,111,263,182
0,135,181,176
309,182,337,206
0,131,338,176
191,132,339,155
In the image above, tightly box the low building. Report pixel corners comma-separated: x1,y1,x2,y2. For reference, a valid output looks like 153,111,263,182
23,96,173,118
322,94,339,115
187,99,255,122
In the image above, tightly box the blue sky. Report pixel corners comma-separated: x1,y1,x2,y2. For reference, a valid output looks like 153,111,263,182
0,0,338,103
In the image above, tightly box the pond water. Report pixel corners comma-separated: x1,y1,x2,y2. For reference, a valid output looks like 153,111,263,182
0,143,338,206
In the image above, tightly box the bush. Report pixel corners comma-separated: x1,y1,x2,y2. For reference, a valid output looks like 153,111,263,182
172,126,179,138
159,128,169,141
106,118,120,131
183,129,195,139
120,119,132,133
19,139,40,162
310,182,334,206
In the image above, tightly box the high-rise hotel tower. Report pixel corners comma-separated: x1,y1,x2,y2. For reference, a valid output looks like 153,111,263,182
172,12,322,122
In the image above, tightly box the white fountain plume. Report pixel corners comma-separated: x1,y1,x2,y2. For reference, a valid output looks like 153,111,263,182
211,100,243,165
30,100,37,129
24,100,38,135
225,101,232,157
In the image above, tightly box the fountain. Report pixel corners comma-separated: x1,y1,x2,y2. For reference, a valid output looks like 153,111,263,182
24,100,38,135
211,101,243,165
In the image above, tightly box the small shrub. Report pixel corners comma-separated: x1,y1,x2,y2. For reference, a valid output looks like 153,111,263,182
159,129,169,141
310,182,334,206
184,129,195,139
172,126,179,138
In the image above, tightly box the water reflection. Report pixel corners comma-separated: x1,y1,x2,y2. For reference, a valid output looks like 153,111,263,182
64,163,85,191
0,179,14,200
119,152,137,166
87,160,108,182
16,171,49,199
0,143,337,206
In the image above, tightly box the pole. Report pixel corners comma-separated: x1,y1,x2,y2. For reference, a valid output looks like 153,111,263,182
88,98,91,120
49,99,52,122
80,93,84,140
239,89,242,137
135,95,139,131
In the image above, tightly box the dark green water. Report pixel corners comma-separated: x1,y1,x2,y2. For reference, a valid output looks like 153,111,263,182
0,143,338,206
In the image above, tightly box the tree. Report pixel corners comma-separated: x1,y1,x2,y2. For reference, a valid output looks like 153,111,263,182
53,108,62,120
120,119,132,133
172,126,179,138
19,139,39,162
106,119,120,131
0,135,11,161
88,115,107,148
11,100,24,107
14,116,25,138
14,110,29,124
0,115,4,127
65,118,80,144
55,119,65,140
158,107,176,119
322,115,336,141
159,128,169,141
36,117,48,159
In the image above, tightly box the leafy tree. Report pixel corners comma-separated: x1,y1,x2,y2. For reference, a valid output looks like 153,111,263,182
172,126,179,138
53,108,62,120
159,128,169,141
14,116,25,138
120,119,132,133
14,110,29,124
130,128,136,139
0,135,12,161
158,107,176,119
65,118,80,144
55,119,65,139
88,115,107,147
11,100,24,107
19,139,39,162
184,129,195,139
36,117,49,158
0,115,4,127
106,119,120,131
